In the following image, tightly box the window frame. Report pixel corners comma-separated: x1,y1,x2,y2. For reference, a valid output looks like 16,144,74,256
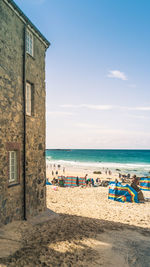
6,143,20,187
26,30,34,57
26,82,32,116
9,151,18,182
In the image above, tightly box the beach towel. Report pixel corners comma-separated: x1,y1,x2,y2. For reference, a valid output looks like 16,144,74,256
108,182,139,203
139,177,150,191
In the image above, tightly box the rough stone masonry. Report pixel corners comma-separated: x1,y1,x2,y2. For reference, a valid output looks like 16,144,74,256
0,0,50,225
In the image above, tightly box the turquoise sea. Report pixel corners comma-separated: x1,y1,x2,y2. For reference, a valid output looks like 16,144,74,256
46,149,150,176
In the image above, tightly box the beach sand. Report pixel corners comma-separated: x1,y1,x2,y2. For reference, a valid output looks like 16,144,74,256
0,184,150,266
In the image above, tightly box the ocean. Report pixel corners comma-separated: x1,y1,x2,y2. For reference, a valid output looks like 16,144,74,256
46,149,150,176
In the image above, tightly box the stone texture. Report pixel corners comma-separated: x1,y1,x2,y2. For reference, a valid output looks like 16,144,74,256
0,0,48,225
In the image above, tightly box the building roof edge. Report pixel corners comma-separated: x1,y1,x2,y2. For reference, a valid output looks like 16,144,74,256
4,0,50,48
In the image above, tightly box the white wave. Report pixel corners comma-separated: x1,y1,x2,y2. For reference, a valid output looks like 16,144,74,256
46,158,150,171
46,156,52,160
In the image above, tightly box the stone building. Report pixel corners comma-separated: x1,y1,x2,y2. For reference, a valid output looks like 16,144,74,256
0,0,50,225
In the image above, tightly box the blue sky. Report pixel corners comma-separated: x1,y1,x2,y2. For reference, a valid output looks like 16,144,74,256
15,0,150,148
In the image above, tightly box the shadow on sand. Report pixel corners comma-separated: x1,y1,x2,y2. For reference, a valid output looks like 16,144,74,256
0,209,150,267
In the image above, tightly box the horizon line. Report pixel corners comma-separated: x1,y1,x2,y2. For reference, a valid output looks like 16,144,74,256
46,148,150,150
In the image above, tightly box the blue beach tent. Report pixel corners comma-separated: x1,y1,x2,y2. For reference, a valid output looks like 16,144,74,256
139,177,150,191
108,182,139,203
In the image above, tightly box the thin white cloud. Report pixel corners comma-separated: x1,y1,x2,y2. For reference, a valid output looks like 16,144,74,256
128,115,148,120
82,104,113,110
47,111,76,116
127,107,150,111
107,70,127,81
76,123,102,129
60,104,113,110
60,104,77,108
61,104,150,112
76,123,150,137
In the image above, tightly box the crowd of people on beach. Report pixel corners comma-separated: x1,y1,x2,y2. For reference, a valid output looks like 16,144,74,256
46,163,65,177
50,174,95,187
47,163,137,185
46,163,146,202
49,174,145,203
47,164,131,182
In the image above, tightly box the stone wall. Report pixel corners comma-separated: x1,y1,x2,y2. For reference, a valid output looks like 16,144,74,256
0,0,47,225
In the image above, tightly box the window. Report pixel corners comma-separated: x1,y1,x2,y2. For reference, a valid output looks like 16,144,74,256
26,30,33,56
9,151,18,182
6,143,20,186
26,83,32,116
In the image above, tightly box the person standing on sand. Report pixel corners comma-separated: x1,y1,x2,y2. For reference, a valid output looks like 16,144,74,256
85,174,88,187
85,174,88,181
76,176,79,186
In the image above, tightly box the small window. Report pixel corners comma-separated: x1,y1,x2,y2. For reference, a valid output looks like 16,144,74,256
26,30,33,56
26,82,32,116
9,151,18,182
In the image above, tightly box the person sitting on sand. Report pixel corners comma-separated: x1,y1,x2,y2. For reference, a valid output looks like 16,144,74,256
96,178,101,185
52,177,58,185
59,176,64,187
85,175,89,186
91,178,94,186
127,173,130,179
130,175,144,202
86,178,90,186
85,174,88,181
87,178,92,187
121,177,125,183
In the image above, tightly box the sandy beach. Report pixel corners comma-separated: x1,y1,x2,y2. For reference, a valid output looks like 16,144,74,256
0,184,150,266
47,186,150,228
46,162,121,182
